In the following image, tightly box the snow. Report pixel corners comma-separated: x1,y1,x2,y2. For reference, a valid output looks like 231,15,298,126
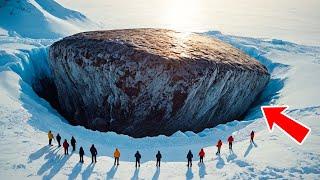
0,0,98,39
55,0,320,46
206,32,320,109
0,0,320,179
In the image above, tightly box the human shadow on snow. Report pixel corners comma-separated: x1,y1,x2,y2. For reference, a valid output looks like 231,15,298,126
215,155,225,169
37,147,71,180
244,142,258,158
36,147,59,175
152,168,160,180
186,167,194,180
131,168,140,180
68,162,83,180
198,162,207,178
244,143,253,157
28,146,50,163
253,141,258,148
226,150,237,162
82,163,95,180
106,165,118,179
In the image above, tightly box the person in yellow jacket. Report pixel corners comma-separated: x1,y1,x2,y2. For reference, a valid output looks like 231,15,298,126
48,131,54,146
113,148,120,166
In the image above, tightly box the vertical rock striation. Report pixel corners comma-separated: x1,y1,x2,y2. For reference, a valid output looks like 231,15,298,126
49,29,270,137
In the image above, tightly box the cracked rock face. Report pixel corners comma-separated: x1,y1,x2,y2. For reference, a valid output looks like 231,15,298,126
49,28,270,137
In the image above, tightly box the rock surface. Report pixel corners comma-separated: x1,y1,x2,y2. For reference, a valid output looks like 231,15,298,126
49,28,270,137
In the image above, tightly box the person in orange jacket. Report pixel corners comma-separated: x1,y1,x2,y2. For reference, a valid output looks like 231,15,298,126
228,135,234,150
250,131,255,143
114,148,120,166
198,148,205,163
216,139,222,155
48,131,54,146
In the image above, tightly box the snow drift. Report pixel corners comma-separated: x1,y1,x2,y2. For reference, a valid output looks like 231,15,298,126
48,29,270,137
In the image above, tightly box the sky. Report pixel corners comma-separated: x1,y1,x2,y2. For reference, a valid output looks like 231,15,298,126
56,0,320,46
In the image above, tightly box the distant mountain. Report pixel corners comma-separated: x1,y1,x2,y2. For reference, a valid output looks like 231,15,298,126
0,0,98,39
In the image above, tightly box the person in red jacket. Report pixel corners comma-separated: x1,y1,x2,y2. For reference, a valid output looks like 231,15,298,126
250,131,255,143
216,139,222,155
198,148,205,163
228,135,234,150
63,139,69,155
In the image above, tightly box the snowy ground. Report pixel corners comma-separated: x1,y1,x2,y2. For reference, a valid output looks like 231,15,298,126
0,0,320,179
55,0,320,46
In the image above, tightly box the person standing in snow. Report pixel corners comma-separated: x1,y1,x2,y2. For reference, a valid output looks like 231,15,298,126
114,148,120,166
63,139,69,155
71,136,76,152
90,144,97,163
135,151,141,168
250,131,255,143
56,133,61,147
187,150,193,168
156,151,162,167
228,135,234,150
48,131,54,146
79,146,84,163
198,148,205,163
216,139,222,155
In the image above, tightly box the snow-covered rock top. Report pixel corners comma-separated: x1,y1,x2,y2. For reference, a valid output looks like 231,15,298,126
49,28,270,137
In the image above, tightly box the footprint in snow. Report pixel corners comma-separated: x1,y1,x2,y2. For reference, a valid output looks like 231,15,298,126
13,164,26,169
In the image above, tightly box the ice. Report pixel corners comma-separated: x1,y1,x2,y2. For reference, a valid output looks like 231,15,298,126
0,33,319,179
0,0,319,179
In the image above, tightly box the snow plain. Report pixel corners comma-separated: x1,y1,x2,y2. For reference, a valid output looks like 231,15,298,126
0,0,319,179
56,0,320,46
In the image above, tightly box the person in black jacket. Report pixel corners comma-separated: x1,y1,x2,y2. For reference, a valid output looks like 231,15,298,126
71,136,76,151
156,151,162,167
90,144,97,163
250,131,255,143
79,147,84,163
56,133,61,147
187,150,193,168
135,151,141,168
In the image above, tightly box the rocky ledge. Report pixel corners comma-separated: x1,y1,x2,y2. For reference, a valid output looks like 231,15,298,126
49,28,270,137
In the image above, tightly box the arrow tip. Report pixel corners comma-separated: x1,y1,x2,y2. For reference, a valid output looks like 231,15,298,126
261,106,288,130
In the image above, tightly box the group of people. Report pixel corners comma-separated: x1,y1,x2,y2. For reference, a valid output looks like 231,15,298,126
215,130,255,156
186,131,255,168
48,131,98,164
47,130,255,168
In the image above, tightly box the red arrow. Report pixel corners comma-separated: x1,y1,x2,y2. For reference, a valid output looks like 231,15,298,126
261,106,311,145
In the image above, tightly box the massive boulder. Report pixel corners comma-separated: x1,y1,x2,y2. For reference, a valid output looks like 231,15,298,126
49,28,270,137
